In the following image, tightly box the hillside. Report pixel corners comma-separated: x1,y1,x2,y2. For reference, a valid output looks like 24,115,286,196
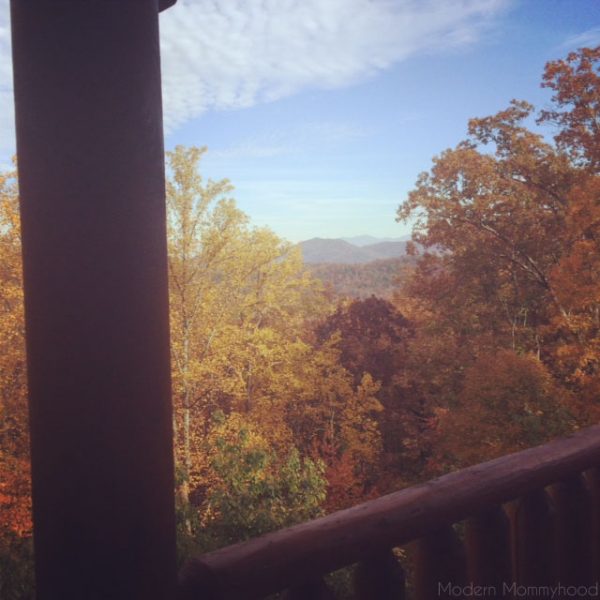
308,256,415,299
299,237,408,264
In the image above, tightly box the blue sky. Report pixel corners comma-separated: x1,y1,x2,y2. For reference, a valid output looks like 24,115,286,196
1,1,599,242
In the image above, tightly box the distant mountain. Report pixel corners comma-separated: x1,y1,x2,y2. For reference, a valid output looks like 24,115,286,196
299,238,372,264
299,237,409,264
341,235,410,247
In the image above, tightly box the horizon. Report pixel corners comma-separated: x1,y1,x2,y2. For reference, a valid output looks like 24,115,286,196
1,1,599,242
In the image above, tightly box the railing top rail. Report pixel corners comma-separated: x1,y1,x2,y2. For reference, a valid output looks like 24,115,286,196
178,424,600,600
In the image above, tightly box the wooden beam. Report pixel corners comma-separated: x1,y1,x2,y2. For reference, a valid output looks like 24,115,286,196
10,1,176,598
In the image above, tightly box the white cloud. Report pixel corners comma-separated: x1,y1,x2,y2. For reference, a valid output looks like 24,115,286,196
160,0,510,133
0,2,14,162
561,26,600,50
0,0,510,160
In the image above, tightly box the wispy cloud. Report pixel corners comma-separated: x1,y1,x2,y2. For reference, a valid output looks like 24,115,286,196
210,120,371,159
0,0,510,160
159,0,510,133
561,26,600,50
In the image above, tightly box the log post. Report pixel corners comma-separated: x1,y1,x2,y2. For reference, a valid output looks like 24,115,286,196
513,490,556,587
10,1,177,598
286,578,336,600
550,475,594,586
465,506,512,595
585,468,600,581
354,549,406,600
413,525,467,600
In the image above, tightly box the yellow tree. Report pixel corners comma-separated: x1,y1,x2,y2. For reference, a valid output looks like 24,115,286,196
166,147,385,528
166,147,329,498
166,145,245,507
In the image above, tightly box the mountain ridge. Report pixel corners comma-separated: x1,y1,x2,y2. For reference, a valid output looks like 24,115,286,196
299,236,410,264
340,235,409,247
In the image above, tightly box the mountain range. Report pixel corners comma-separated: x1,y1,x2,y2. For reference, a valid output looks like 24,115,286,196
340,235,409,247
299,236,410,264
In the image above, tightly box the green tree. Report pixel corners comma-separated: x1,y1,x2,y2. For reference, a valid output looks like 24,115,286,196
200,412,326,546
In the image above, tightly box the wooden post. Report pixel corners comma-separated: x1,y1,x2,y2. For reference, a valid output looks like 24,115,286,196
465,506,512,594
354,549,406,600
413,525,467,600
585,468,600,581
513,490,556,587
286,578,336,600
550,475,594,586
10,1,177,598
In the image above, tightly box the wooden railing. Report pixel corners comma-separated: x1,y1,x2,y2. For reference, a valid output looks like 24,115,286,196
177,425,600,599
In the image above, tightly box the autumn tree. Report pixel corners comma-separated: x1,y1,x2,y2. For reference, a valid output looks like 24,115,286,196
398,99,574,354
430,350,573,472
316,297,411,387
166,145,244,510
539,47,600,417
166,146,383,537
315,298,424,487
167,148,325,502
396,47,600,466
0,165,34,598
539,46,600,169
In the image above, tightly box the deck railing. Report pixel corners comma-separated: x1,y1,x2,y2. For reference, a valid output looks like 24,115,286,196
177,425,600,599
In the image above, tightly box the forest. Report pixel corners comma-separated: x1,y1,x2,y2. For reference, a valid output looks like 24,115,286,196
0,47,599,597
308,257,416,300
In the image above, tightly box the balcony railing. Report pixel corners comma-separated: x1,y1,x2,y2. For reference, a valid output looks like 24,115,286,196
177,425,600,599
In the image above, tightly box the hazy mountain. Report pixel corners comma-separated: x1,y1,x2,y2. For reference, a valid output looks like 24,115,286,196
341,235,410,247
363,241,410,259
299,238,373,264
299,237,409,264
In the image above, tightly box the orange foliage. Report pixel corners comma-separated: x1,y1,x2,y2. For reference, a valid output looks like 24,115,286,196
430,350,573,473
311,436,370,512
0,166,32,546
0,455,32,538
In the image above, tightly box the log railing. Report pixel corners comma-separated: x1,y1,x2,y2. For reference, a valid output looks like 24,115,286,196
177,425,600,599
